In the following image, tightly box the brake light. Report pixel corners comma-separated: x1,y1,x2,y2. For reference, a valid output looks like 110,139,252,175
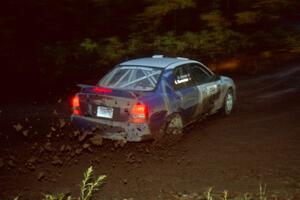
130,103,148,123
93,87,112,93
72,95,80,115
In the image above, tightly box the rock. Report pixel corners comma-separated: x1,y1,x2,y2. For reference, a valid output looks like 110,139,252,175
145,148,150,154
59,119,66,128
60,145,65,152
65,145,71,151
13,124,23,132
25,156,37,170
126,153,135,164
75,148,83,155
123,179,128,184
51,127,56,132
90,135,103,146
73,130,80,137
82,143,90,149
27,156,37,164
37,172,45,181
44,142,52,152
53,110,58,115
78,132,88,142
52,156,63,166
57,98,62,103
22,130,29,137
26,163,36,170
39,147,45,153
7,160,16,168
46,132,52,138
0,158,4,168
114,140,126,148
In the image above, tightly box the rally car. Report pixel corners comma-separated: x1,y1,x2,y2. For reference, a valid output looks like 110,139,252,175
71,55,236,141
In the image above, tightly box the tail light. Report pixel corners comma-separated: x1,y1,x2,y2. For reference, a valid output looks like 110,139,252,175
130,103,148,123
72,95,80,115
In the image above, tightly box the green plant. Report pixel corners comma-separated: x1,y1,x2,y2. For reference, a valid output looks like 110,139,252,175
205,187,213,200
43,193,67,200
223,190,228,200
259,183,267,200
43,166,106,200
80,166,106,200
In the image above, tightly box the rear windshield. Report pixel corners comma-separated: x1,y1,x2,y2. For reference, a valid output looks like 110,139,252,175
98,66,162,91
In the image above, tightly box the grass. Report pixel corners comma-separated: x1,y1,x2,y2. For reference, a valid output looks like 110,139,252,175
171,183,292,200
42,166,106,200
15,167,293,200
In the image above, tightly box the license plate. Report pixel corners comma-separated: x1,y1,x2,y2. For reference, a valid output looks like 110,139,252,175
96,106,113,119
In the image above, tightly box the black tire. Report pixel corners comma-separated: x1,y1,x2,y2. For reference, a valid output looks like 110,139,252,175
153,113,183,146
223,88,234,115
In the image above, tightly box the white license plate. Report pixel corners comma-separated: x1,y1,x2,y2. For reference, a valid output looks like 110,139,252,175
96,106,113,119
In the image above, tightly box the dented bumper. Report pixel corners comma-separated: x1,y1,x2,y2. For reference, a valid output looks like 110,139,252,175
71,115,152,142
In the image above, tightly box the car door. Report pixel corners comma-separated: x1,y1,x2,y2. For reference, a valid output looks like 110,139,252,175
188,63,221,116
172,64,199,124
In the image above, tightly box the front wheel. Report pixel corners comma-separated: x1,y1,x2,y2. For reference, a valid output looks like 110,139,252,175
223,89,234,115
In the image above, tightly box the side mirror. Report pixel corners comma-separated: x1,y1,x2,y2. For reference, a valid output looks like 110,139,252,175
213,74,220,81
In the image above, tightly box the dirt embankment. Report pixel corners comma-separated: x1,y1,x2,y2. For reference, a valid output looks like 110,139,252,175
0,65,300,200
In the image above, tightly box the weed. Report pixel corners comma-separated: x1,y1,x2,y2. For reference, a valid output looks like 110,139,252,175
42,166,106,200
80,166,106,200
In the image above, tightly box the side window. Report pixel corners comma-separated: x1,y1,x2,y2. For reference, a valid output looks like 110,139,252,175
189,64,212,85
173,65,192,90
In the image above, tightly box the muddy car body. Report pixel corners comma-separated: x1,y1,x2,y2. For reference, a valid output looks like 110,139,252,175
71,56,236,141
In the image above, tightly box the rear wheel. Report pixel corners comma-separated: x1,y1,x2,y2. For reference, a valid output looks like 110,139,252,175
153,114,183,146
223,89,234,115
165,114,183,135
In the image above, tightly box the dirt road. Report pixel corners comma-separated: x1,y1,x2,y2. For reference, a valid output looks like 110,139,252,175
0,65,300,199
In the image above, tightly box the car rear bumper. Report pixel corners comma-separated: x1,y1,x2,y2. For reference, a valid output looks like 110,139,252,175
71,115,152,142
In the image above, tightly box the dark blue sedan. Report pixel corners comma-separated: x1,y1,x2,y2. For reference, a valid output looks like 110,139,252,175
71,55,236,141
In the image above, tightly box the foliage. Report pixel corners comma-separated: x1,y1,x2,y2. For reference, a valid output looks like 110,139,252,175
80,166,106,200
43,193,68,200
171,184,293,200
42,166,106,200
2,0,299,100
142,0,195,19
80,39,99,52
200,11,231,28
235,11,261,25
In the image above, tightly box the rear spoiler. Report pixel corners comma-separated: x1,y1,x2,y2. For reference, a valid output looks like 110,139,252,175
76,84,139,99
77,84,94,88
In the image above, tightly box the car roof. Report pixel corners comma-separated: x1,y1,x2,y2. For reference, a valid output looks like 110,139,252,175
119,56,195,68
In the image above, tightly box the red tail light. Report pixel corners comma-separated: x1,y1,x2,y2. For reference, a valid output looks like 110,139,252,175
72,95,80,115
93,87,112,93
130,103,148,123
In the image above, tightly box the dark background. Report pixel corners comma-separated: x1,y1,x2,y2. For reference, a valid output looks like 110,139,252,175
1,0,300,103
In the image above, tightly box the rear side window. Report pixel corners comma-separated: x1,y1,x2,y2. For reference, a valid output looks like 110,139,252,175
98,66,162,91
